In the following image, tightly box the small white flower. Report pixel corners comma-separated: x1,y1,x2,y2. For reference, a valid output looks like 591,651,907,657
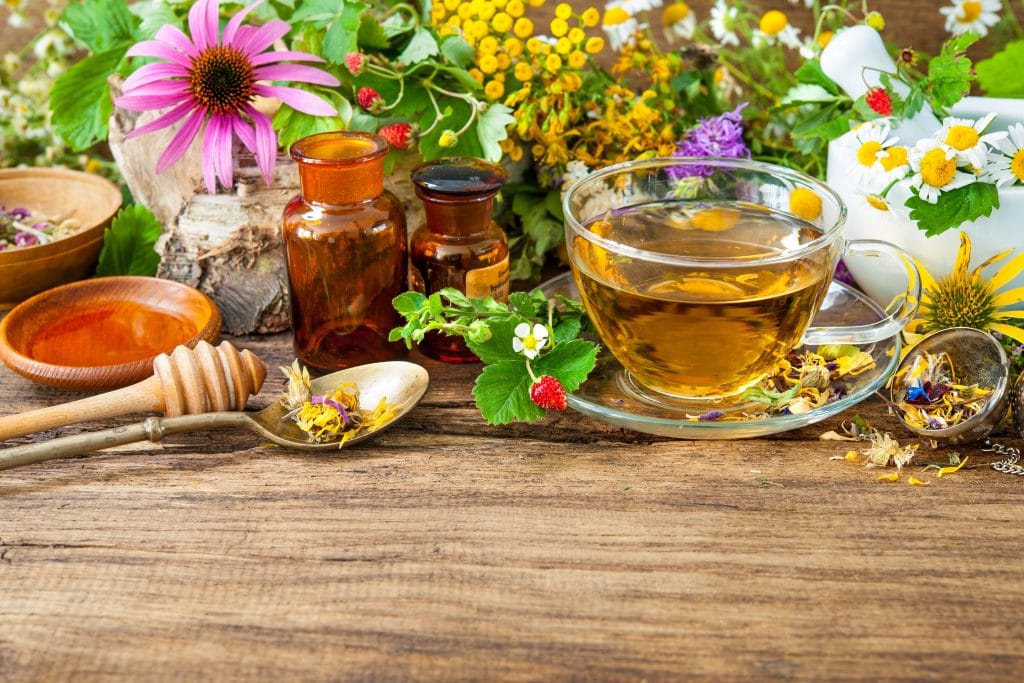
662,2,696,40
512,322,549,359
602,2,639,51
753,9,802,50
939,0,1002,37
7,11,29,29
621,0,663,14
787,0,815,7
935,112,1007,170
908,138,976,203
561,160,592,200
709,0,740,47
986,122,1024,187
846,119,900,190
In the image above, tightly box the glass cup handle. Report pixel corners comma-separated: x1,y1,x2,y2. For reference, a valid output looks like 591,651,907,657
801,239,921,346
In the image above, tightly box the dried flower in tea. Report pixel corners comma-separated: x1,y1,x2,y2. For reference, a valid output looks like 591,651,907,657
893,350,993,431
279,360,398,446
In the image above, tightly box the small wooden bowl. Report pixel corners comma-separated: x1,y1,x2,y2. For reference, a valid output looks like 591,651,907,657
0,276,221,392
0,167,123,310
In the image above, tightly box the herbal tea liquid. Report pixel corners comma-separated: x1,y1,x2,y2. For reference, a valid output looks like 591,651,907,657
572,201,832,398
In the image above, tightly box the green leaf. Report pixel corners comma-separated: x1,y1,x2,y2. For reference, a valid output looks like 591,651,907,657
128,0,180,39
976,40,1024,98
289,0,340,25
95,205,164,277
466,319,524,364
927,32,981,113
533,339,598,392
50,47,126,151
552,317,581,346
272,102,343,152
440,35,475,69
398,28,440,64
61,0,137,52
381,12,416,39
322,1,367,62
393,291,427,317
508,290,543,318
906,182,1000,237
472,360,545,424
476,103,515,162
358,12,391,50
794,60,839,95
780,84,836,105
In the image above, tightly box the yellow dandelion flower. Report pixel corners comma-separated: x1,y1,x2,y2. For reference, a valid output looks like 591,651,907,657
584,36,605,54
789,188,822,221
485,80,505,99
908,232,1024,345
550,17,569,37
514,61,534,81
514,16,534,38
568,49,587,69
581,7,600,27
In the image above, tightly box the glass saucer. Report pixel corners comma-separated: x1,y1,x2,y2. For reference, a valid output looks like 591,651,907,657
537,273,901,439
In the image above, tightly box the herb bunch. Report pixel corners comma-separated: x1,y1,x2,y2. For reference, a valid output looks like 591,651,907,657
391,288,598,424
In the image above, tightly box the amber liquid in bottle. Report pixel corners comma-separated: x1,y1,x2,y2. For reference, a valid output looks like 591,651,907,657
283,132,408,371
410,157,510,363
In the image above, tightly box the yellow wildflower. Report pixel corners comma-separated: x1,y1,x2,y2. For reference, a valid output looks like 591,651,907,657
504,37,524,57
506,0,525,17
514,16,534,38
556,37,573,54
581,7,600,27
789,188,822,221
485,79,505,100
492,12,513,32
479,53,498,73
551,17,569,37
478,36,499,55
584,36,604,53
544,53,563,72
759,10,788,36
568,50,587,69
514,61,534,81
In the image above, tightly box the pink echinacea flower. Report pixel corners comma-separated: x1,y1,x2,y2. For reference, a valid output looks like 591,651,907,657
115,0,339,193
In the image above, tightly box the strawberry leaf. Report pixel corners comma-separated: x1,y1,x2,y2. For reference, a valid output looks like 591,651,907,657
905,182,1000,236
472,360,544,424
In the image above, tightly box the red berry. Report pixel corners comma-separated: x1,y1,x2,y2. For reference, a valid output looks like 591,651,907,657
530,375,568,411
865,87,893,116
344,51,365,76
377,122,415,150
357,86,383,112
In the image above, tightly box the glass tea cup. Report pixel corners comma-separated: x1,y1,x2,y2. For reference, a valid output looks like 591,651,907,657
563,157,920,401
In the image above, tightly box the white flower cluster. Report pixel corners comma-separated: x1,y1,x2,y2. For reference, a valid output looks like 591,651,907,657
844,113,1023,209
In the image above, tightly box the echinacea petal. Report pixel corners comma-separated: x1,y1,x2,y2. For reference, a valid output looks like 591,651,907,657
952,232,972,280
189,0,220,51
253,84,336,116
231,115,257,154
201,116,220,193
237,19,291,56
987,252,1024,292
245,105,277,187
154,24,199,58
989,322,1024,345
254,64,339,87
993,286,1024,307
212,115,235,190
125,100,196,140
223,0,264,45
250,50,326,66
156,106,206,174
121,79,193,99
126,40,193,68
115,90,192,112
122,61,190,91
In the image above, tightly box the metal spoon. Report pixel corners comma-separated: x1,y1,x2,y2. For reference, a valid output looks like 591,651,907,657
0,361,429,472
889,327,1009,445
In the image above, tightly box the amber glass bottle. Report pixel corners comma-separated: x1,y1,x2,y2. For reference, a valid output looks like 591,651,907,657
283,132,408,371
410,157,510,363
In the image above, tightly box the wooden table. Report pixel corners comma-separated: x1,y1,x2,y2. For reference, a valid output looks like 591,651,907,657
2,331,1023,681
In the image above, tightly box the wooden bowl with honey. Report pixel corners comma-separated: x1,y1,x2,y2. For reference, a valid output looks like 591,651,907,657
0,167,123,310
0,276,221,391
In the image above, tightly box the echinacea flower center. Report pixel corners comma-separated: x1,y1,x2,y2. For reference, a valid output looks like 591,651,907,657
759,10,788,36
857,140,883,167
880,145,909,171
188,45,255,114
1012,149,1024,181
960,1,982,22
922,274,998,332
945,124,980,151
920,148,957,187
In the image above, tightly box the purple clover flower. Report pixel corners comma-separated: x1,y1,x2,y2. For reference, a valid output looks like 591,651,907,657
668,104,751,179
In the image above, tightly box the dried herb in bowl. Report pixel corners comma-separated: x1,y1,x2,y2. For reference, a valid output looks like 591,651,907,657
0,206,82,251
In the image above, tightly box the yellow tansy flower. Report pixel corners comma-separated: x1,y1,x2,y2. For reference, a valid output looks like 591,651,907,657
556,37,573,54
555,2,572,19
504,37,524,57
514,61,533,80
581,7,600,26
584,36,604,53
514,17,534,38
492,12,513,32
550,17,569,37
506,0,525,18
568,49,587,68
544,52,563,72
485,80,505,99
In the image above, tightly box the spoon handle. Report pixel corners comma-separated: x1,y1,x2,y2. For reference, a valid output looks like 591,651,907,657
0,412,251,472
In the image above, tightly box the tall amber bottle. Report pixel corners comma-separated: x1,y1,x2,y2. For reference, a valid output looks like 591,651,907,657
283,132,407,371
410,157,510,363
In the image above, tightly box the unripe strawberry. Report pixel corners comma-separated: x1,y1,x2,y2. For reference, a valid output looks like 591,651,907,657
344,51,365,76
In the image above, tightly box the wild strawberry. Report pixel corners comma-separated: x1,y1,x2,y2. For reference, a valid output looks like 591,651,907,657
377,122,415,150
357,86,383,112
530,375,568,411
344,51,365,76
865,87,893,116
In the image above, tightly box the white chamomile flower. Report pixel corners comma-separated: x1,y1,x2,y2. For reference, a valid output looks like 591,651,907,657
602,3,638,51
662,1,696,40
986,122,1024,187
908,138,976,204
787,0,815,7
876,144,911,183
513,323,549,360
621,0,663,14
847,119,900,190
940,0,1002,37
936,112,1007,170
709,0,740,47
753,10,802,50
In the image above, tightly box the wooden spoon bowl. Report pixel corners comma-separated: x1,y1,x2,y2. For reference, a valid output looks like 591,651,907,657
0,276,221,392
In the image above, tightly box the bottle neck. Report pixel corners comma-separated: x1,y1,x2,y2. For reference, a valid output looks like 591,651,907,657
298,156,385,205
419,191,496,237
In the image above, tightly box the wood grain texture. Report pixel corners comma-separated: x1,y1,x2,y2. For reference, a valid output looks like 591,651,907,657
1,329,1024,681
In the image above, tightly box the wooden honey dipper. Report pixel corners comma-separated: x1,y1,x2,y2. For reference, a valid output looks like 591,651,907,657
0,340,266,442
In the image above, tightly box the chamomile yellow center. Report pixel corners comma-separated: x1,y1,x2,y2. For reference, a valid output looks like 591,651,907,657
789,188,822,221
817,31,834,49
960,1,982,23
857,140,883,167
663,2,691,25
880,145,909,171
945,124,980,151
1012,149,1024,181
691,207,740,231
603,7,630,25
866,194,890,211
759,10,788,36
920,148,957,187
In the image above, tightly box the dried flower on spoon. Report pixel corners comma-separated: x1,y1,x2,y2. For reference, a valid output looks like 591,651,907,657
892,350,993,431
279,361,398,446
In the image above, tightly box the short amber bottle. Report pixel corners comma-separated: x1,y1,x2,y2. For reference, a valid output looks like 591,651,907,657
410,157,510,363
283,132,408,371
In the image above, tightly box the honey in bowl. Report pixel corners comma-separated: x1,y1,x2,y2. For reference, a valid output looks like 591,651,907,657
572,200,833,399
27,301,199,367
